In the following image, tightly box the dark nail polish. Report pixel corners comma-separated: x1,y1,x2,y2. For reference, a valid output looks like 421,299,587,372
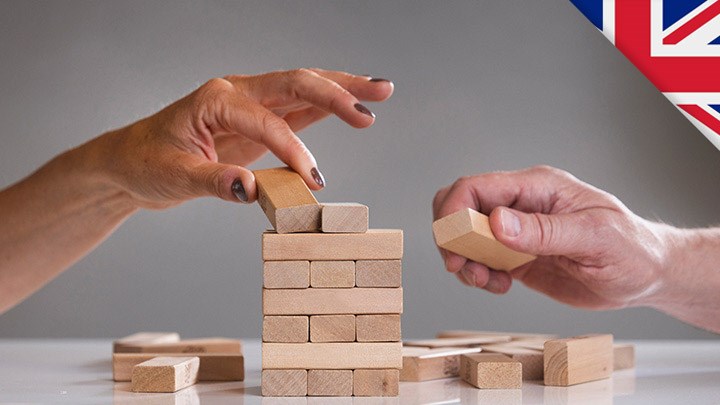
369,78,390,82
354,103,376,118
231,179,248,202
310,167,325,188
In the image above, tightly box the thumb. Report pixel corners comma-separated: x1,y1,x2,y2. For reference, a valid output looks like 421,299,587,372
183,161,257,203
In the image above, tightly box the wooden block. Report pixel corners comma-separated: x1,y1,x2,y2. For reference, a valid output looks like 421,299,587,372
481,344,544,380
432,208,536,271
263,230,403,261
262,342,402,369
113,353,244,382
544,334,613,386
120,338,242,354
400,347,482,382
613,344,635,370
460,353,522,389
437,330,557,341
321,203,369,233
131,356,199,393
356,315,401,342
310,261,355,288
353,369,399,397
264,261,310,289
403,335,510,348
263,316,309,343
310,315,356,342
355,260,402,288
308,370,353,396
263,288,402,315
262,369,308,397
113,332,180,353
502,338,549,352
254,167,321,234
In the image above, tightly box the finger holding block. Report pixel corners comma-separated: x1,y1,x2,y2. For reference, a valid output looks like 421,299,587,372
254,167,322,234
321,203,369,233
131,356,199,393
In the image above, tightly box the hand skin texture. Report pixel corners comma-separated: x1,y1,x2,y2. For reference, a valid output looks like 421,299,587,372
433,165,720,333
0,69,393,314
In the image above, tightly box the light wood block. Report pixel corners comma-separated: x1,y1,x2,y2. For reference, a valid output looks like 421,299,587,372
613,344,635,370
544,334,613,386
113,332,180,353
356,315,401,342
307,370,353,396
113,353,244,382
353,369,399,397
355,260,402,288
262,230,403,261
403,335,510,348
262,342,402,369
321,203,369,233
264,261,310,289
503,338,550,352
432,208,536,271
263,288,403,315
254,167,322,234
400,347,482,382
437,330,556,340
460,353,522,389
120,338,242,354
262,369,308,397
263,316,309,343
131,356,199,393
310,261,355,288
481,344,544,380
310,315,356,342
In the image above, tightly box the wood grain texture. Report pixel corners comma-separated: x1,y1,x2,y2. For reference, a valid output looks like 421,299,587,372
353,369,399,397
120,338,242,354
263,288,403,315
262,369,308,397
307,369,353,396
460,353,522,389
321,203,369,233
262,230,403,261
481,344,544,380
437,330,556,340
113,332,180,353
262,342,402,369
263,316,309,343
310,315,356,342
254,167,321,234
400,347,482,382
404,335,510,348
544,334,613,386
613,344,635,370
432,208,535,271
131,356,199,393
355,260,402,288
356,315,401,342
310,261,355,288
113,353,244,382
264,261,310,289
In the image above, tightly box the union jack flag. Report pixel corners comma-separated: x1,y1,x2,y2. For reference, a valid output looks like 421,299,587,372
570,0,720,150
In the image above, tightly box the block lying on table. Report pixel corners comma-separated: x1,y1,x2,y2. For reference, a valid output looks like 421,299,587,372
119,338,242,354
353,369,400,397
460,353,522,389
262,369,308,397
113,353,244,382
481,344,544,380
400,347,482,382
262,342,402,369
263,287,403,315
263,316,309,343
307,369,353,396
613,344,635,370
544,334,613,386
403,335,510,348
321,203,369,233
262,229,403,261
355,260,402,288
436,330,557,340
263,261,310,289
113,332,180,353
254,167,322,234
131,356,199,393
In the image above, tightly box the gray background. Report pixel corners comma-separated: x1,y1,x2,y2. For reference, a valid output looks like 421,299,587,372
0,1,718,340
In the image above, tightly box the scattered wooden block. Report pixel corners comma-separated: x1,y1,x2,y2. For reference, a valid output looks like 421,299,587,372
254,167,322,234
544,334,613,386
460,353,522,389
307,369,353,396
400,347,482,382
437,330,557,340
263,288,403,315
355,260,402,288
310,261,355,288
310,315,356,342
263,316,309,343
113,353,244,382
321,203,369,233
356,315,401,342
113,332,180,353
264,261,310,289
613,344,635,370
131,356,199,393
481,344,544,380
502,338,549,352
353,369,399,397
262,369,308,397
432,208,536,271
120,338,242,354
262,230,403,261
403,335,510,348
262,342,402,369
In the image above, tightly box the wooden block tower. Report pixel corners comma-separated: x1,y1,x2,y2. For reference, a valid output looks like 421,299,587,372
256,167,404,397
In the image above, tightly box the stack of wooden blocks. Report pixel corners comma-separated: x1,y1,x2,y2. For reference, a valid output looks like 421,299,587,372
256,167,404,397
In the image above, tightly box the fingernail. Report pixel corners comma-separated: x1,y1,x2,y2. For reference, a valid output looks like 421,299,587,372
369,77,390,83
462,267,476,286
485,277,502,293
354,103,376,118
500,208,521,237
231,179,248,202
310,167,325,188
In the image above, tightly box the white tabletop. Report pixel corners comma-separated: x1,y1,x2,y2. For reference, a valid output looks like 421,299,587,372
0,339,719,404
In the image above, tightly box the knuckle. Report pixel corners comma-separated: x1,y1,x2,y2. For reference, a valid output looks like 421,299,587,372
290,68,314,81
